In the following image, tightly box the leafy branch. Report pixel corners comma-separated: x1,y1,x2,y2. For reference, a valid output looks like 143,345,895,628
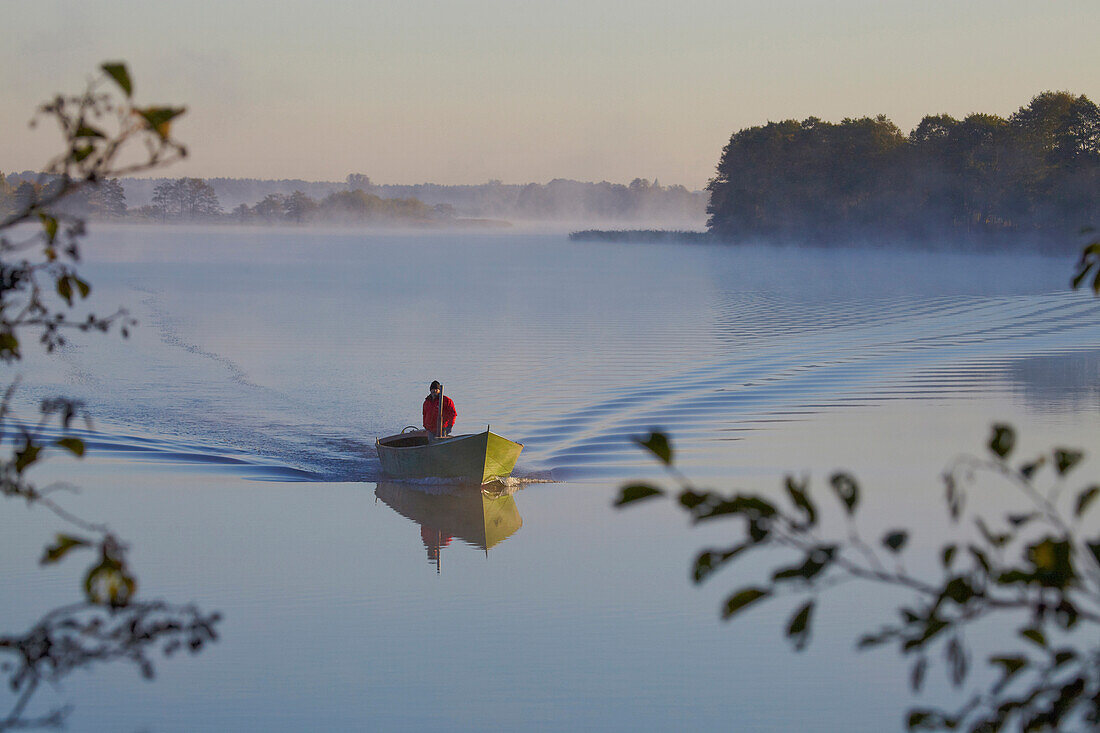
0,64,217,726
1072,227,1100,295
0,601,220,732
617,426,1100,731
0,63,191,603
1,62,186,361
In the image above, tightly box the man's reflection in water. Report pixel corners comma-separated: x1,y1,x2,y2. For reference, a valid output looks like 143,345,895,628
421,525,454,568
375,481,523,573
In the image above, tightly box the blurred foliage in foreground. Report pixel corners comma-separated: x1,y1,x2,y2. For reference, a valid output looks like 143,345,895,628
0,63,218,730
618,424,1100,731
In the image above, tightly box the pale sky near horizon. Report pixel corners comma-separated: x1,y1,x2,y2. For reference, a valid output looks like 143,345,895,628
3,1,1099,190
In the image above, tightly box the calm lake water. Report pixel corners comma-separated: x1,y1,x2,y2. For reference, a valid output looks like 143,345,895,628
4,226,1100,731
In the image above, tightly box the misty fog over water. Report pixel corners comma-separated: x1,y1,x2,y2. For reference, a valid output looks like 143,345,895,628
4,227,1100,730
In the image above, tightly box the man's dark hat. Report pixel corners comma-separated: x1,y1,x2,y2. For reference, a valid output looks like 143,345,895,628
430,380,442,390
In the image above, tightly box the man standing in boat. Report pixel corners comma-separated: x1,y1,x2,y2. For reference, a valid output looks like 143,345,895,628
423,380,457,437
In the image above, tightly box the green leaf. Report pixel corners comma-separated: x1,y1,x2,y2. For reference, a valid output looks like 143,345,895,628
138,106,186,140
910,655,928,691
41,533,90,564
942,576,976,606
73,124,105,139
1074,243,1100,292
975,517,1010,548
829,472,859,515
944,473,963,521
614,483,663,506
941,544,957,567
786,600,814,651
633,432,672,465
990,655,1028,693
1071,265,1091,290
989,423,1015,459
906,709,954,731
945,636,968,686
0,330,20,359
1027,537,1075,589
968,545,992,575
694,494,777,522
1075,486,1099,518
904,617,948,651
57,276,73,306
1052,649,1076,667
692,544,748,583
55,437,85,457
857,628,893,649
14,442,41,473
772,546,835,583
1055,599,1080,630
39,213,58,244
678,489,709,510
101,62,133,97
1020,456,1045,479
747,517,769,542
84,555,137,607
996,569,1032,585
1020,627,1046,648
721,587,769,619
1053,448,1083,476
74,277,91,298
882,530,908,553
784,475,817,526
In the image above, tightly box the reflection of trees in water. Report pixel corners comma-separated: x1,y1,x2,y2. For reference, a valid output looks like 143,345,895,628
1004,349,1100,413
0,601,220,730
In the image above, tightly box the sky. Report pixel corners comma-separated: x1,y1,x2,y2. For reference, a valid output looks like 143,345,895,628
3,0,1099,190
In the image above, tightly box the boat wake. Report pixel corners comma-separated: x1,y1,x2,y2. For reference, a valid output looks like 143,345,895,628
17,268,1100,485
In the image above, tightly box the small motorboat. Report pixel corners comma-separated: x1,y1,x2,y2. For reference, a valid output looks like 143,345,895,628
375,427,524,484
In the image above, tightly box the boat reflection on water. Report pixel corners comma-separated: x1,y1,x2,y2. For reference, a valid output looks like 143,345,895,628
374,481,523,572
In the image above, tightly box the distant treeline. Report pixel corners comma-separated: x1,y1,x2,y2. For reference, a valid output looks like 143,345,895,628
707,91,1100,247
1,171,706,228
0,175,127,221
230,188,441,224
3,173,706,226
118,175,707,225
0,175,455,226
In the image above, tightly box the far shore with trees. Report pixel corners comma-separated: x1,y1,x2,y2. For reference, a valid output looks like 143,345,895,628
0,172,707,229
575,90,1100,253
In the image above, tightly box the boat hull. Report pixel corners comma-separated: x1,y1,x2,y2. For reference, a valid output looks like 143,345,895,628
374,482,523,550
375,429,523,484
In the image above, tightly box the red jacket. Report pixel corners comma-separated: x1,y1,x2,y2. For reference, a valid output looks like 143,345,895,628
423,395,456,435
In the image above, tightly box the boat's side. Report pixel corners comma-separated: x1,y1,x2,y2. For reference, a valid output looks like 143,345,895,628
376,430,523,483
